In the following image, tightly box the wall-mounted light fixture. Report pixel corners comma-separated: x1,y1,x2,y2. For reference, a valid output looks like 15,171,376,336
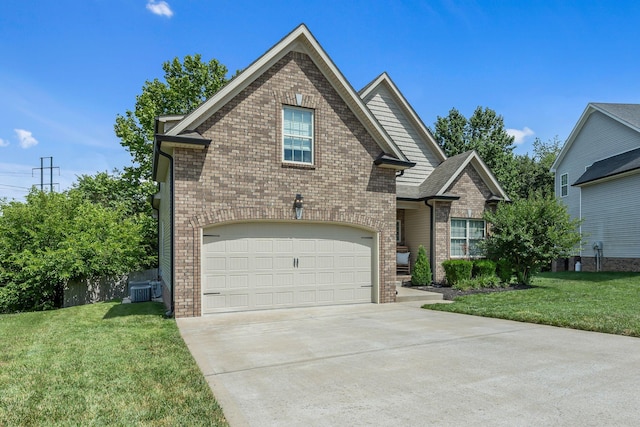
294,194,304,220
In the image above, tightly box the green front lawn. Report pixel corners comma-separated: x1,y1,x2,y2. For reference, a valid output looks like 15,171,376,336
0,301,227,426
425,272,640,337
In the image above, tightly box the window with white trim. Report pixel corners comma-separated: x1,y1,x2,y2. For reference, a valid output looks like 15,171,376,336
560,173,568,197
451,218,485,258
396,220,402,243
283,106,314,164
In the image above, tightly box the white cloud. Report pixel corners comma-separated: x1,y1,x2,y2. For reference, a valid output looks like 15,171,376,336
14,129,39,148
0,138,8,147
506,126,534,144
146,1,173,17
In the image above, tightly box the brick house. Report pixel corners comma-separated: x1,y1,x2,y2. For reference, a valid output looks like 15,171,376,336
152,25,508,317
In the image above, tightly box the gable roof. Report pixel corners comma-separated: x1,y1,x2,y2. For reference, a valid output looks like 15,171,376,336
551,103,640,172
164,24,410,164
397,150,510,201
359,72,447,163
573,147,640,186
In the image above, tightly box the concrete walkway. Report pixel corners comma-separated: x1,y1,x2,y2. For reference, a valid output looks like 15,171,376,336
178,303,640,426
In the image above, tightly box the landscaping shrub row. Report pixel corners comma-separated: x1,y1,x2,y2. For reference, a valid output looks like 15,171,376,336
442,259,509,290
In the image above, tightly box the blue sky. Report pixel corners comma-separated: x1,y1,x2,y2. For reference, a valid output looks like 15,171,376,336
1,0,639,200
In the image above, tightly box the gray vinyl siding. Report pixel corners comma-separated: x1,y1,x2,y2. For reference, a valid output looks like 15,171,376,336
581,173,640,258
158,178,172,291
363,85,441,185
555,111,640,221
404,204,431,267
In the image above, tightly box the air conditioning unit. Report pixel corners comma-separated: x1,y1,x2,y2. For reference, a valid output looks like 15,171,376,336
130,284,152,303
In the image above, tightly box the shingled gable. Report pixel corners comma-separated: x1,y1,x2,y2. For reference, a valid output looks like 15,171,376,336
551,103,640,173
397,150,509,201
359,72,447,163
161,24,411,168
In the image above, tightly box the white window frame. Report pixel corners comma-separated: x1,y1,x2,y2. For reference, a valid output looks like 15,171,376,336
450,218,486,258
282,106,314,165
396,220,402,243
560,173,568,197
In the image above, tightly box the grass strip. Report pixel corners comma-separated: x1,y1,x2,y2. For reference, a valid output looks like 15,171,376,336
425,272,640,337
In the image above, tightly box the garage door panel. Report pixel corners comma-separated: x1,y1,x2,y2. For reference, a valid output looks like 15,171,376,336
298,272,316,284
317,272,334,284
228,240,248,252
255,274,273,287
254,293,273,306
254,257,273,270
229,257,249,271
229,294,249,308
203,275,226,291
298,290,316,303
274,292,294,305
202,223,374,314
228,275,248,289
318,290,334,302
275,273,294,286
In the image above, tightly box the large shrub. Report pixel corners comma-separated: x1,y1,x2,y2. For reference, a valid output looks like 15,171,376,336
483,195,582,285
442,260,473,286
0,190,146,313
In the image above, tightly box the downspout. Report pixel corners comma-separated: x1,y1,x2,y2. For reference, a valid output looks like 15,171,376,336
425,199,435,284
155,134,176,318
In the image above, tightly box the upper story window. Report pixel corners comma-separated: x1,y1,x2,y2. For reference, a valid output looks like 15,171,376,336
451,218,485,258
560,173,568,197
283,106,314,164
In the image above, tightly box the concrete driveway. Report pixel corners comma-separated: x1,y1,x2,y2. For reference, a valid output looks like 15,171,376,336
177,302,640,426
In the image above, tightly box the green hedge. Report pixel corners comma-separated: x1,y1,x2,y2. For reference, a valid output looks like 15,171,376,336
442,260,473,286
473,259,496,278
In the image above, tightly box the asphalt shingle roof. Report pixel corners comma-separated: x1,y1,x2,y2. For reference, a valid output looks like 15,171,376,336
573,147,640,186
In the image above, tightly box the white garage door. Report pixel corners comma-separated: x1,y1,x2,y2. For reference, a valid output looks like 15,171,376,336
202,222,375,314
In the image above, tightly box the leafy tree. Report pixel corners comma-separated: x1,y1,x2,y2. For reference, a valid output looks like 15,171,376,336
432,106,516,194
71,171,157,268
482,195,582,285
114,54,229,181
509,137,562,199
411,245,432,285
0,190,145,313
110,55,229,266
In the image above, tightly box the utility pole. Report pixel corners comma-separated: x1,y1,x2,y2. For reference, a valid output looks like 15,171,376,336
32,157,60,192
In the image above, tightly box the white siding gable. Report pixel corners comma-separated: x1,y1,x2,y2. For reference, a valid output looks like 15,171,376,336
363,85,441,185
555,111,640,220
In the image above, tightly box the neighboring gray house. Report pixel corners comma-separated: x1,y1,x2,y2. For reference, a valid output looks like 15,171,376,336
551,103,640,272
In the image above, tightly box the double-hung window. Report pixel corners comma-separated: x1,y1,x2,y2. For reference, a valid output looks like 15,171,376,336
283,107,313,164
560,173,568,197
451,218,486,258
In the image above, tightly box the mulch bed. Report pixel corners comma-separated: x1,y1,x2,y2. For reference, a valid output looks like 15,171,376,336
404,283,534,300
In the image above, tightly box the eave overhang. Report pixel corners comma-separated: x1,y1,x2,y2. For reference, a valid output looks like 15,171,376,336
374,153,416,170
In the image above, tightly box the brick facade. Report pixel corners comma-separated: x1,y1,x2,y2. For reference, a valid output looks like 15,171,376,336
432,165,493,283
169,51,397,317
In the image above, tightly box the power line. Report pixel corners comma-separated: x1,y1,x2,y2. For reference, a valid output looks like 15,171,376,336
0,184,31,190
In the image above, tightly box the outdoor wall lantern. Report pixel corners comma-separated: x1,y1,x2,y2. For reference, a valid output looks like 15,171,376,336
294,194,304,220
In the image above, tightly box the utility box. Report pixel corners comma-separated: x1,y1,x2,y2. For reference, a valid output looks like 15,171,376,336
129,283,152,303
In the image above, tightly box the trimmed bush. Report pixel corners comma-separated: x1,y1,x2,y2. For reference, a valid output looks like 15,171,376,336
473,259,496,278
442,260,473,286
411,245,432,286
453,275,504,291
